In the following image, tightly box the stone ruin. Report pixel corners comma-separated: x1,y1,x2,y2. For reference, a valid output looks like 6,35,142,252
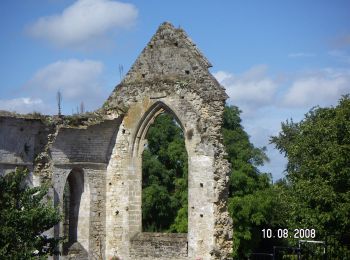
0,22,233,260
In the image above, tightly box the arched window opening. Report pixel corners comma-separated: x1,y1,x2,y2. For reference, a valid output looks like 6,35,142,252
142,112,188,233
63,168,84,253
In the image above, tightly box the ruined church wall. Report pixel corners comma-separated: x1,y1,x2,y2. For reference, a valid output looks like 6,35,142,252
0,117,48,187
50,119,121,258
0,22,233,260
51,119,119,164
104,78,232,259
102,22,232,260
52,164,107,259
130,233,188,259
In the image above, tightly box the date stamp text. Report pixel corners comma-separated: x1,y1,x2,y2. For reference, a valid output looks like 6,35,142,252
261,229,316,239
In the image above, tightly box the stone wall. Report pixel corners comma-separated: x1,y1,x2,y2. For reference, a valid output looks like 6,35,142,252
0,116,49,188
0,22,233,260
130,233,188,259
0,117,45,164
51,119,120,164
52,164,107,259
103,22,232,260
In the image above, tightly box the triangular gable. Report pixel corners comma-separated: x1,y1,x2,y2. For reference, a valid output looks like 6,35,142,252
121,22,225,94
104,22,228,116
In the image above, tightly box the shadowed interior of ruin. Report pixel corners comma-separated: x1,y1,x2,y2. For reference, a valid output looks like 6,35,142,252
63,168,84,253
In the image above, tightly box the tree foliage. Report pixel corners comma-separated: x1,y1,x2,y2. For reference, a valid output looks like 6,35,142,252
223,106,286,258
271,95,350,243
141,99,350,257
142,113,188,233
0,168,61,259
223,106,270,198
141,106,285,257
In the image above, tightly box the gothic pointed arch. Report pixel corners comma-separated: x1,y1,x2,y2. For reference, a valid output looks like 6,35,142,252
132,101,185,157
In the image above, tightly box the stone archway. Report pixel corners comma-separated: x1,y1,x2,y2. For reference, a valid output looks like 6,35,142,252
130,102,189,257
105,87,231,259
136,106,188,234
62,168,90,257
40,22,233,260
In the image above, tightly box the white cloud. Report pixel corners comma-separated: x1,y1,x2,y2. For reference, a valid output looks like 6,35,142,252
214,65,278,111
23,59,107,113
27,0,138,48
282,68,350,108
214,65,350,179
0,97,45,114
1,59,109,115
27,59,104,98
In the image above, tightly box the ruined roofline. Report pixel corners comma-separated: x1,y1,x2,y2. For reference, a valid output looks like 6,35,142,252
1,22,228,124
103,21,228,114
0,110,51,121
0,110,114,129
121,21,220,85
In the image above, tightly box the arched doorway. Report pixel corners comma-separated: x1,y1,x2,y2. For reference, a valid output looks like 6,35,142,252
62,168,89,255
105,98,231,259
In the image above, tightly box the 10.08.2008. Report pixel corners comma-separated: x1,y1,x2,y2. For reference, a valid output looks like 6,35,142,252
261,228,316,239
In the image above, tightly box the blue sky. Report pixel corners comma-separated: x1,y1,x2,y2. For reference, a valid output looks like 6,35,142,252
1,0,350,180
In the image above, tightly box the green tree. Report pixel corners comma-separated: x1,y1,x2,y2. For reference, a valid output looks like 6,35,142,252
271,95,350,247
223,106,287,258
141,106,288,256
142,113,188,233
0,168,61,259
